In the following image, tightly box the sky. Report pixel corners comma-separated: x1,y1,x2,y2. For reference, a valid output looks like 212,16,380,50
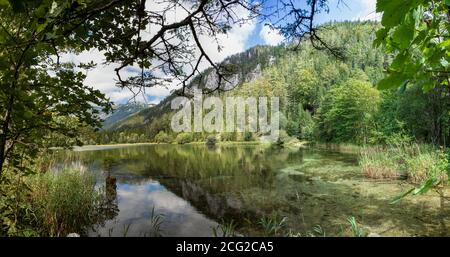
67,0,379,105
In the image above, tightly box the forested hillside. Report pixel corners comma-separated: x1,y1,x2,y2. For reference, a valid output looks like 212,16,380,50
3,0,450,238
94,21,449,149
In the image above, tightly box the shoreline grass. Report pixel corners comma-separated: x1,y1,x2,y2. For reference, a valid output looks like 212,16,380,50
359,144,449,184
1,167,109,237
25,169,108,236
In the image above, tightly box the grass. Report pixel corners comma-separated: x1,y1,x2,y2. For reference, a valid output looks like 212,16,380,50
312,143,362,154
359,144,449,184
347,217,364,237
25,169,106,236
359,146,403,179
405,149,449,184
287,217,366,237
147,207,165,237
258,214,287,236
212,220,237,237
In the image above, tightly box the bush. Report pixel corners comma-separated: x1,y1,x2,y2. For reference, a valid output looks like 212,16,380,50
220,132,236,142
206,135,217,146
175,133,192,144
244,132,254,141
0,172,37,236
274,130,290,147
154,131,172,143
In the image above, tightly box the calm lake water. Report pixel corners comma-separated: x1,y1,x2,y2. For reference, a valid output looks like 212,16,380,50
55,144,450,236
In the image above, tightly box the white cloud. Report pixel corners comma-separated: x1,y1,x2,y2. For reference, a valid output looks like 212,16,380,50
62,2,256,104
259,25,284,46
354,0,381,21
199,6,257,65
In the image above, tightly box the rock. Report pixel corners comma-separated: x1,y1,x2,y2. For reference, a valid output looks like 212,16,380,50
367,232,381,237
67,233,80,237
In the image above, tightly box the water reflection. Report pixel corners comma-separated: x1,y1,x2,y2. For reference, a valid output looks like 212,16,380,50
90,179,218,237
55,144,450,236
103,160,119,222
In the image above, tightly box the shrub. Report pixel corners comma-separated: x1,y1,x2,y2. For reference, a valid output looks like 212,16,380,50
206,135,217,146
154,131,172,143
220,132,236,142
244,132,254,141
0,172,38,236
274,130,290,147
175,133,192,144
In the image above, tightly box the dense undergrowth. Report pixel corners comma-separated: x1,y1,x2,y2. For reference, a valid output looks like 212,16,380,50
0,166,107,237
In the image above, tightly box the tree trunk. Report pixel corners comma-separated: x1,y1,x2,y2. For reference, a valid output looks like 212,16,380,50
0,96,13,177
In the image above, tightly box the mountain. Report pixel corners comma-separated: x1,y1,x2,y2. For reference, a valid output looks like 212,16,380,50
97,21,386,144
105,44,286,132
101,102,148,130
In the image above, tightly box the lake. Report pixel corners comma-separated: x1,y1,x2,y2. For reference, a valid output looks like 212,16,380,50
54,144,450,236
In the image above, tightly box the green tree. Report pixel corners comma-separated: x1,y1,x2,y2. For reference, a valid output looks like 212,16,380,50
154,131,172,144
175,133,192,145
319,78,380,144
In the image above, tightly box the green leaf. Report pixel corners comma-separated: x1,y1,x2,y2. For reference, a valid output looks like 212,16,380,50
390,52,408,71
390,187,415,204
438,39,450,49
413,178,438,195
377,72,409,90
391,15,416,50
376,0,422,28
421,80,436,92
373,28,388,47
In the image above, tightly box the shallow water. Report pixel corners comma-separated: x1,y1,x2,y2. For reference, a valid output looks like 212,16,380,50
54,144,450,237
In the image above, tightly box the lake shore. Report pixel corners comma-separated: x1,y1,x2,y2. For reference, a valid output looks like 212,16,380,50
70,139,309,151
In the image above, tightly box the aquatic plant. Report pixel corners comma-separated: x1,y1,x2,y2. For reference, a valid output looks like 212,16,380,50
122,223,132,237
360,144,448,184
348,217,364,237
258,214,287,236
404,148,448,184
148,207,165,237
286,225,326,237
359,146,402,179
212,220,237,237
303,225,326,237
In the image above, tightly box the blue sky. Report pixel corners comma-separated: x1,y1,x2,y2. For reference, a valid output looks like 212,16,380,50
248,0,378,48
67,0,378,104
